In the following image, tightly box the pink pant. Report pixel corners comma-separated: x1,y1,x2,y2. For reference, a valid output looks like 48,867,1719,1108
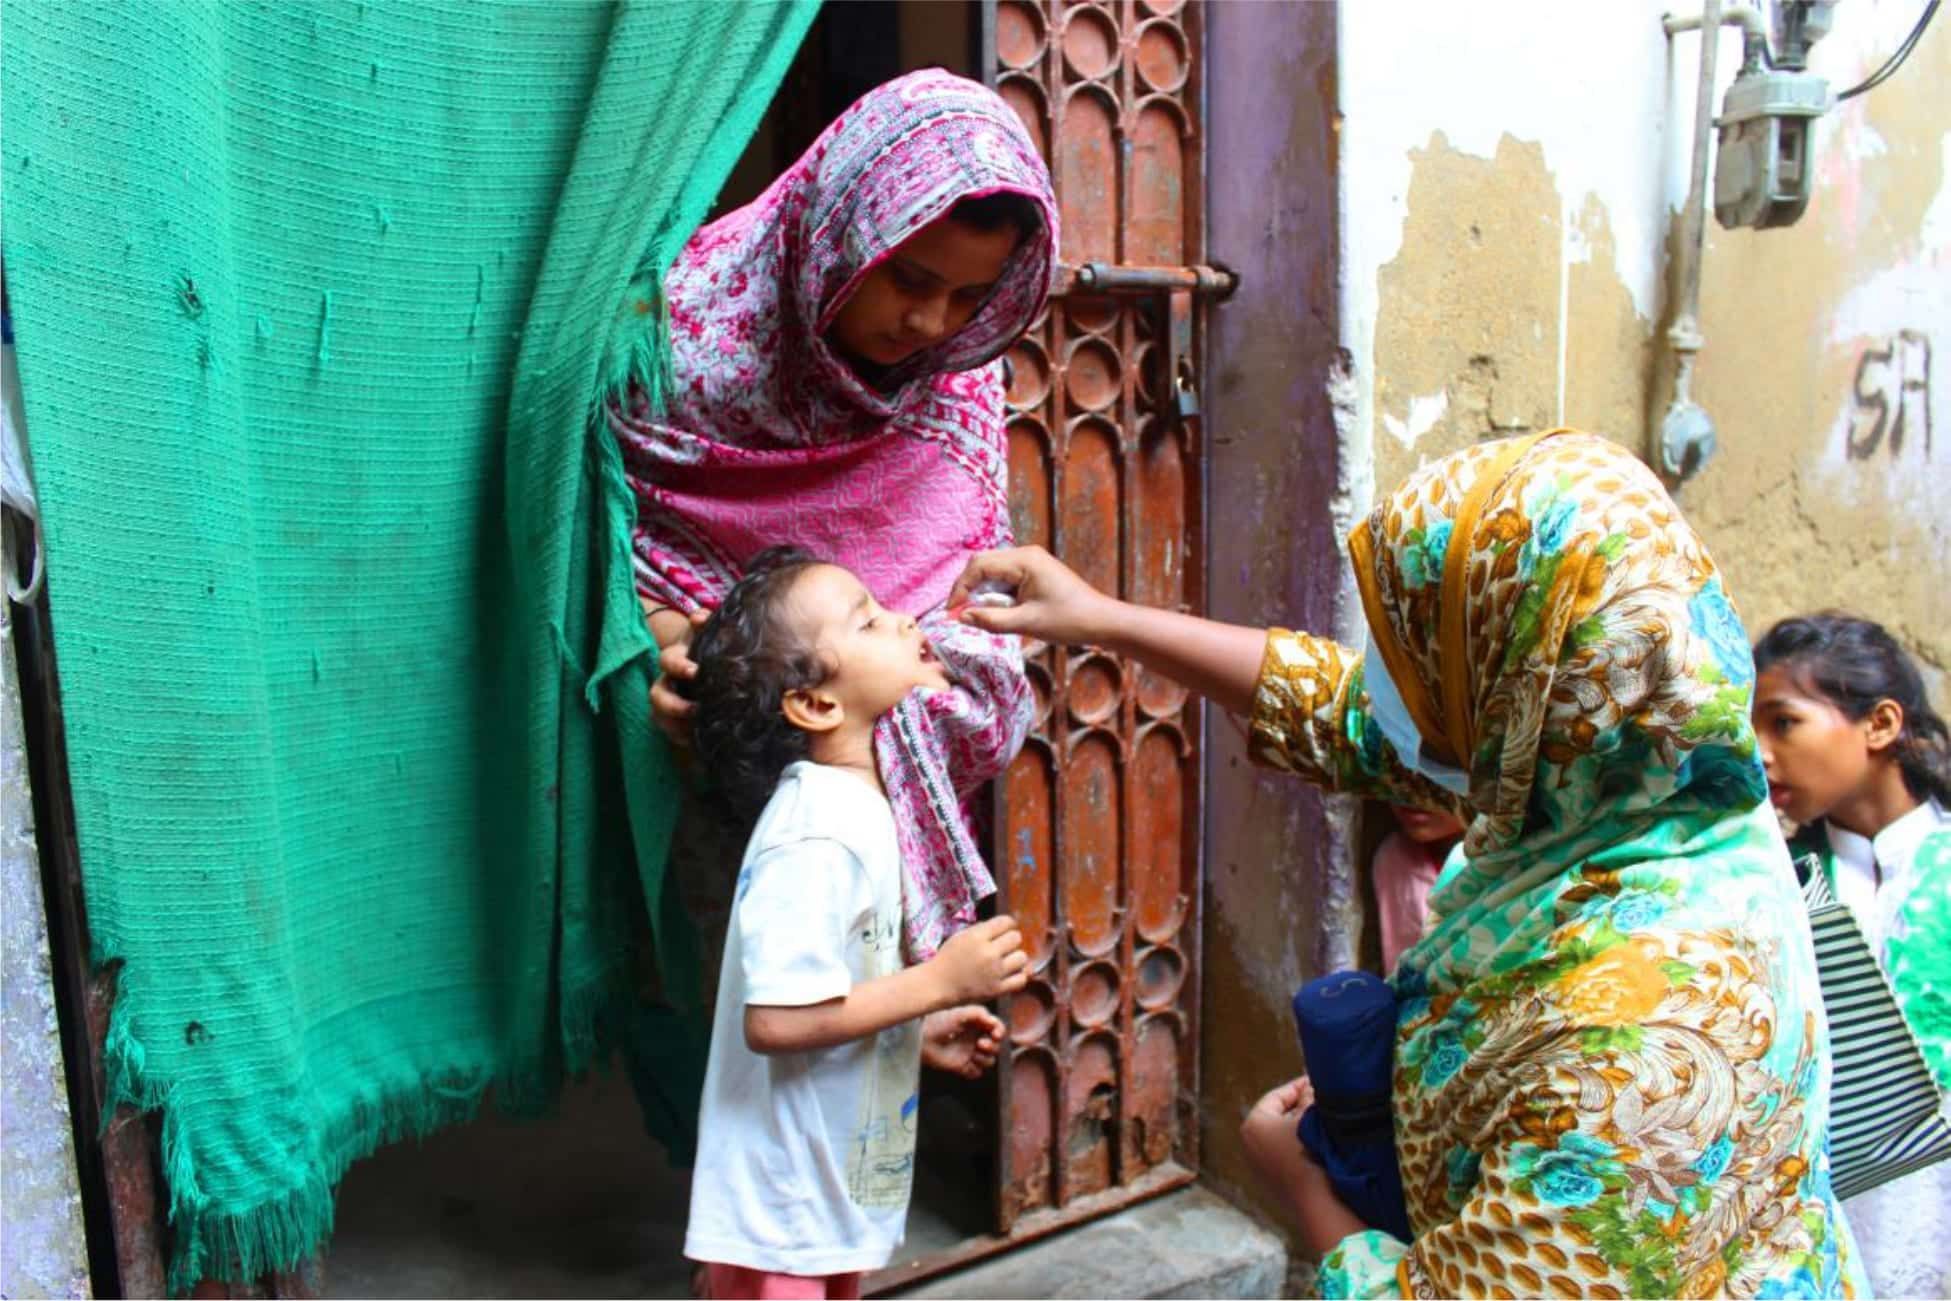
703,1262,864,1300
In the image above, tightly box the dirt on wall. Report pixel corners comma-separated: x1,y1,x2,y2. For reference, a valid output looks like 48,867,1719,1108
1367,70,1948,694
1565,193,1660,463
1369,133,1657,495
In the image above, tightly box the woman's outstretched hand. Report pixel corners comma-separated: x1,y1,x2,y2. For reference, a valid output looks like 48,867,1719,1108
950,545,1269,717
948,546,1118,646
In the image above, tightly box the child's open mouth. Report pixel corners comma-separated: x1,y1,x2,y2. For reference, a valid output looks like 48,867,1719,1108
919,641,938,665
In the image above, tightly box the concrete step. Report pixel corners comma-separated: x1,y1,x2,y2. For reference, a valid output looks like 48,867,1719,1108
895,1186,1287,1300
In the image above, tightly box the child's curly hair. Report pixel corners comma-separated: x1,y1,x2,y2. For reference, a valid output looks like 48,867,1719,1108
675,546,833,820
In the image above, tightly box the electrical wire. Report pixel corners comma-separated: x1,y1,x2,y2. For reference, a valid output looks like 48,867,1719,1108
1836,0,1939,100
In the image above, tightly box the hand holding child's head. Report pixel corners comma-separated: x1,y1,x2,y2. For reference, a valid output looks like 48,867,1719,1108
929,915,1029,1005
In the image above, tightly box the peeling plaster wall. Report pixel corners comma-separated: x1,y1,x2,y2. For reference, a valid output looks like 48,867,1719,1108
1342,0,1949,690
1341,0,1674,485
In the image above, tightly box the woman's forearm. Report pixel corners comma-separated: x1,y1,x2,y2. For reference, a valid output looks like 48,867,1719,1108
1089,601,1267,717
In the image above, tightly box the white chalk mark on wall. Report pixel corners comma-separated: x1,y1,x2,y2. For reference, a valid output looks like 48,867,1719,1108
1380,390,1451,448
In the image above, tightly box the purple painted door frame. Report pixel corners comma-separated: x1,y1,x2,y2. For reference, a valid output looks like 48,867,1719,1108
1200,0,1359,1197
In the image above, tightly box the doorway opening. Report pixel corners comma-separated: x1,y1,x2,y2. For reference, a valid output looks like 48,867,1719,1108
325,6,987,1296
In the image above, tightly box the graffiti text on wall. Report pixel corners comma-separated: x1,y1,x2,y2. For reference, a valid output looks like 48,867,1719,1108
1848,330,1932,461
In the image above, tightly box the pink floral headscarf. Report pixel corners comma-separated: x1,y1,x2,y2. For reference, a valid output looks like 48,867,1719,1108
611,69,1058,958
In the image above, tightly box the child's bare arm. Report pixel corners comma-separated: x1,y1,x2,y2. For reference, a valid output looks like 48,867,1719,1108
745,965,951,1055
745,916,1028,1055
1240,1076,1370,1258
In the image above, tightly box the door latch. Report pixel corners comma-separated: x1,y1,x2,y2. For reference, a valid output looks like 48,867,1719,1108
1056,263,1234,432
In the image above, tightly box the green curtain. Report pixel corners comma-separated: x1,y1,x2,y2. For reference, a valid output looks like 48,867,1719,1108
1,0,816,1287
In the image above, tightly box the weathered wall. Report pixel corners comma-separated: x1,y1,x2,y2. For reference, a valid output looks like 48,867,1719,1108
1342,0,1949,687
1687,7,1949,686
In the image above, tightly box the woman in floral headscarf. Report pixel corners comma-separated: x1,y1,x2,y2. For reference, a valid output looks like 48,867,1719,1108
951,430,1865,1299
612,70,1058,963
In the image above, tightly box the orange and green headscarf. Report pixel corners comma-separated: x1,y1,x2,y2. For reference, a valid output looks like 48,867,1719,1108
1348,430,1767,868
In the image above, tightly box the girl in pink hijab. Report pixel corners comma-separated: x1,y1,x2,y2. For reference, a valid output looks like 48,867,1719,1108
611,69,1059,962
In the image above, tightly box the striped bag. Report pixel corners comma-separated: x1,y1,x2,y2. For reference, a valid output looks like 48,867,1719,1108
1797,854,1951,1199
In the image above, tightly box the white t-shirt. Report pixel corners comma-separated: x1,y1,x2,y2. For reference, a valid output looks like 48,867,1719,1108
684,762,921,1276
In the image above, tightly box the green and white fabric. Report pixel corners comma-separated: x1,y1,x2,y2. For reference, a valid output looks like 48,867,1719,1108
1794,806,1951,1298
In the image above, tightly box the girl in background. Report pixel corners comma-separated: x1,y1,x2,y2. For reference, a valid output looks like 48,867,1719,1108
1754,612,1951,1300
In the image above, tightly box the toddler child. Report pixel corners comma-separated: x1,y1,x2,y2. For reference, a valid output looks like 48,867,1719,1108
1371,804,1465,972
678,547,1030,1301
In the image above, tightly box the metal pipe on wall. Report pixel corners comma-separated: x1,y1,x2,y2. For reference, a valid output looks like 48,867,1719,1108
1659,0,1725,480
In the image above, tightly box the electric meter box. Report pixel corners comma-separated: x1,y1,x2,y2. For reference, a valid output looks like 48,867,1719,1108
1714,69,1830,230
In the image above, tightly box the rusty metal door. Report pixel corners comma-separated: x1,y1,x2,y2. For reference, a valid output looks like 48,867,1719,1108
985,0,1219,1234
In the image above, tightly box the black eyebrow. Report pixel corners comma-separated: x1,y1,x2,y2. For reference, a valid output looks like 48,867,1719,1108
851,592,871,617
891,256,943,285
